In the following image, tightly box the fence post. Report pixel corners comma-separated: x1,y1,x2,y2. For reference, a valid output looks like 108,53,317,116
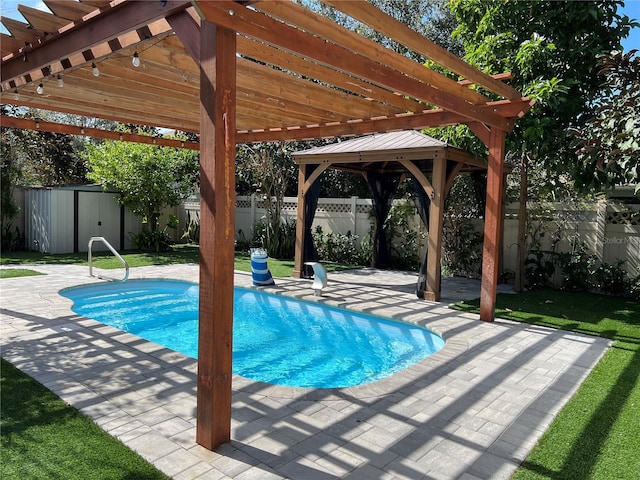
250,193,256,227
350,196,358,234
595,201,607,262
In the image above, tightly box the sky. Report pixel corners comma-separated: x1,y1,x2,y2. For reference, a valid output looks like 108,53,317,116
1,0,639,50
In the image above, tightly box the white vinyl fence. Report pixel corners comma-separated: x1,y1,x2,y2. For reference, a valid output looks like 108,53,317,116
179,196,639,281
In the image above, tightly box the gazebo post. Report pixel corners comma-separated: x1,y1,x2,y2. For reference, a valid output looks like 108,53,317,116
293,165,307,279
425,157,446,301
196,20,236,450
479,128,507,322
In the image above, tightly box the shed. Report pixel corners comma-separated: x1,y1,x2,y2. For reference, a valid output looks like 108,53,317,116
24,185,142,253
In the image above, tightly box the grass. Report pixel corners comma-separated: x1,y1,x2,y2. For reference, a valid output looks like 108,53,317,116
454,290,640,479
1,244,361,278
0,359,170,480
1,244,297,277
0,268,44,279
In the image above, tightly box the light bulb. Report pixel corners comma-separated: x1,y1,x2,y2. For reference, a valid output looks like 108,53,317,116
57,74,64,87
13,89,19,100
37,83,44,94
132,52,140,67
92,63,100,76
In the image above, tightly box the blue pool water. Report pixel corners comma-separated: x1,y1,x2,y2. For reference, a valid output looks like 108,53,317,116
60,280,444,388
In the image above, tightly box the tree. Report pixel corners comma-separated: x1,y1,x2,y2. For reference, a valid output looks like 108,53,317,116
451,0,634,191
1,106,23,250
448,0,635,290
236,142,299,257
2,108,89,186
82,138,199,248
574,49,640,194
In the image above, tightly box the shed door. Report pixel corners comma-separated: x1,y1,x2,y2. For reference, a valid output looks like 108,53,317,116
77,192,122,252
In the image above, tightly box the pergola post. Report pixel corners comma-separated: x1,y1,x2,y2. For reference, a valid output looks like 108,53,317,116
479,128,506,322
196,20,236,450
425,157,446,301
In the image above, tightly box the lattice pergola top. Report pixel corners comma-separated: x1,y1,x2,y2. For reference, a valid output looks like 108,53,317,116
293,130,486,175
1,0,533,144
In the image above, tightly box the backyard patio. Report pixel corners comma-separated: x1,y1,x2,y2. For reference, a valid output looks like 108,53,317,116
0,264,610,479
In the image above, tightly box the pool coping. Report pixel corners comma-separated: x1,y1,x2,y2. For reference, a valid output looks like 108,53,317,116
1,264,612,479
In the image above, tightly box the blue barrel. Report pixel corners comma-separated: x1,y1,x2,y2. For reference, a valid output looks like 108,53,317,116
250,249,275,286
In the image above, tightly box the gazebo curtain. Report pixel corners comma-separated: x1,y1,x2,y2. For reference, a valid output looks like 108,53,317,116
366,171,402,268
408,174,431,298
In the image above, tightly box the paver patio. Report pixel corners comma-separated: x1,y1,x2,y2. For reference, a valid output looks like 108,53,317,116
1,264,610,479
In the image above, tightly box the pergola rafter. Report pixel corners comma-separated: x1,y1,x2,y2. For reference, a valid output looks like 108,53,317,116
0,0,534,451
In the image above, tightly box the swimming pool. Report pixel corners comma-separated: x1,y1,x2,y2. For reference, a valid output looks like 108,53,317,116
60,280,444,388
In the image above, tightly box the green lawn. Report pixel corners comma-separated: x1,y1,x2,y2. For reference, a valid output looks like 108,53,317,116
0,359,170,480
1,244,360,278
0,268,44,279
454,290,640,479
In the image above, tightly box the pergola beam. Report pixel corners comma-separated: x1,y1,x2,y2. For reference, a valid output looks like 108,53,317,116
0,115,199,150
1,0,191,85
193,1,512,130
322,0,521,100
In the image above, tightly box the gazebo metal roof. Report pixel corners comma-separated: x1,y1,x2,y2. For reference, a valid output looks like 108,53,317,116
293,130,486,174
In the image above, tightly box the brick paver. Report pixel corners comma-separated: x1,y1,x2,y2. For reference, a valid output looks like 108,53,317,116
1,264,610,479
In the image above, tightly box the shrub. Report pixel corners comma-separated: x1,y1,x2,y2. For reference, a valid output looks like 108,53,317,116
627,275,640,300
383,201,423,270
313,226,367,265
1,224,24,252
442,219,482,278
594,260,629,296
557,243,598,291
131,229,172,252
252,218,296,259
524,249,558,290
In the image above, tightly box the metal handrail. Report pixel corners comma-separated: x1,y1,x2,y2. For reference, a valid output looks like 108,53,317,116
88,236,129,281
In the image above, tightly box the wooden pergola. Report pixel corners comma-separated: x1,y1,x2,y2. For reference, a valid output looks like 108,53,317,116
1,0,533,450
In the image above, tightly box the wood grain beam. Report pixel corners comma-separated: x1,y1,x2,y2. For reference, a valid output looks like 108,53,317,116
1,33,23,57
193,1,511,130
1,17,44,45
17,4,71,32
255,1,489,105
196,20,236,451
238,36,424,113
0,115,199,150
1,0,191,85
425,157,446,301
479,128,506,322
322,0,522,100
237,109,466,143
44,0,98,21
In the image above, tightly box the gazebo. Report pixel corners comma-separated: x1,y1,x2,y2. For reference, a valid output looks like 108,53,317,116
1,0,533,450
292,130,489,302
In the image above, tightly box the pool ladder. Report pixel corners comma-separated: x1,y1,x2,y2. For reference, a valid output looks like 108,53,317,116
88,236,129,281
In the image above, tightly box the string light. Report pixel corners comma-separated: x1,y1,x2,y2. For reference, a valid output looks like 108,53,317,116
132,52,140,67
37,83,44,94
13,89,19,100
57,74,64,87
92,63,100,76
